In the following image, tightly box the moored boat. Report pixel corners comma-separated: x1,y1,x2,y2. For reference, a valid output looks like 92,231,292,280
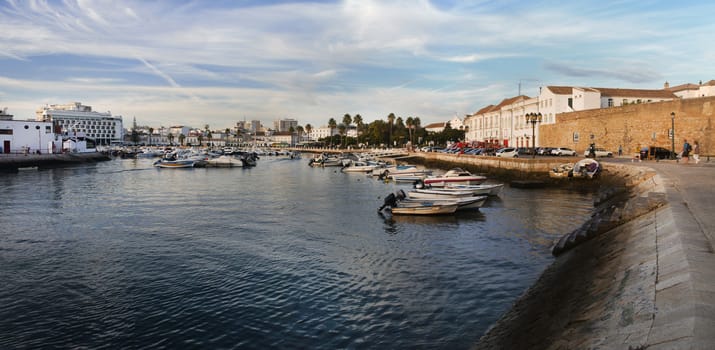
153,159,195,168
423,168,486,187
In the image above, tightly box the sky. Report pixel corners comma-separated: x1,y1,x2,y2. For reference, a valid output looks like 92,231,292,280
1,0,714,130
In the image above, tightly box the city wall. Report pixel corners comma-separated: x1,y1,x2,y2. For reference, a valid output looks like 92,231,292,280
540,96,715,156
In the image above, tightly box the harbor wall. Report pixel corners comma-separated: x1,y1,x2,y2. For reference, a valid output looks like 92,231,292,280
540,96,715,156
0,152,110,171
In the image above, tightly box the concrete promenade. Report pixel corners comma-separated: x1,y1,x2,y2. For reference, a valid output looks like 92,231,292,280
475,157,715,349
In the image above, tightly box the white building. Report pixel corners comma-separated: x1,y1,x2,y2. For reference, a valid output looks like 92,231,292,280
308,125,339,140
0,118,62,154
465,85,678,148
36,102,124,145
274,118,298,133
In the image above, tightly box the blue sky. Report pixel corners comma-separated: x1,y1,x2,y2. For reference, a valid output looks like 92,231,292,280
1,0,713,129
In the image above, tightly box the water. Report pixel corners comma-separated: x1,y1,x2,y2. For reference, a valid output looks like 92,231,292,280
0,157,594,349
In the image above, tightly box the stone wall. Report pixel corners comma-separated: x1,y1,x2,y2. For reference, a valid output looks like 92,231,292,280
540,96,715,156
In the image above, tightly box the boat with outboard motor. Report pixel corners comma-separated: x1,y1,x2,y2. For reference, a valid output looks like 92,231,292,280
423,167,486,187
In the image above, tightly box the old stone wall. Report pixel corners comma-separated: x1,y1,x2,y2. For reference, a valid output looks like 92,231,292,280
540,96,715,156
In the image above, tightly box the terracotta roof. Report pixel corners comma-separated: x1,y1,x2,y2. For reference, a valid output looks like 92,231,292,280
424,122,446,129
546,86,574,95
667,83,700,92
495,95,528,109
593,87,677,99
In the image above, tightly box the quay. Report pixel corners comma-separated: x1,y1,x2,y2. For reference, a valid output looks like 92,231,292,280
0,152,110,171
298,148,715,348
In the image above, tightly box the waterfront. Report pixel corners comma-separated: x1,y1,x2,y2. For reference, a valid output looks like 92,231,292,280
0,157,595,349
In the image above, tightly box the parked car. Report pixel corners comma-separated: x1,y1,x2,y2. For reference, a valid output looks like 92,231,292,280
496,147,519,158
649,146,676,160
583,147,613,157
551,147,577,156
537,147,555,156
517,147,534,155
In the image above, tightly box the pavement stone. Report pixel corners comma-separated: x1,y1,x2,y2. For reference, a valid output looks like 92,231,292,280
475,157,715,349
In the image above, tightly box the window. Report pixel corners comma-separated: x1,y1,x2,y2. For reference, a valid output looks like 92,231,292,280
0,129,12,135
608,98,614,107
568,98,573,108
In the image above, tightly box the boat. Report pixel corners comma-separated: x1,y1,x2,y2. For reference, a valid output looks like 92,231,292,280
406,188,477,199
423,168,487,187
153,159,195,168
206,155,242,168
308,153,344,167
378,192,458,215
395,190,487,210
572,158,600,178
549,163,573,178
373,165,432,178
341,160,382,173
442,183,504,196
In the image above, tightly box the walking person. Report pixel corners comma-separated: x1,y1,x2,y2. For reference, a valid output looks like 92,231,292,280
693,140,701,164
618,145,623,157
682,139,691,163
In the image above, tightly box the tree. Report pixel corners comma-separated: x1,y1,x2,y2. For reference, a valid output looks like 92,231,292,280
387,113,395,147
338,123,347,147
148,127,154,146
405,117,414,147
328,118,337,147
305,123,312,137
296,125,304,142
197,134,203,146
342,113,352,148
168,133,175,146
131,117,140,145
178,133,186,146
353,114,363,142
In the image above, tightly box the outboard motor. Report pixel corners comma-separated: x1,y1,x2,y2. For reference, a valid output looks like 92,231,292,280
413,179,429,189
378,192,397,212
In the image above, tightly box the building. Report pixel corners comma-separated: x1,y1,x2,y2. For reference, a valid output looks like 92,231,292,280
274,118,298,133
0,115,61,154
35,102,124,145
464,85,678,148
308,125,339,140
424,122,447,133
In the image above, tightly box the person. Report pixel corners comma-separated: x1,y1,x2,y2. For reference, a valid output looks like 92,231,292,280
682,139,691,163
618,145,623,156
588,143,596,158
693,140,700,164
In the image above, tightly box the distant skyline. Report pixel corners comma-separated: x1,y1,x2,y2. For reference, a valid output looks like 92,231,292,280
1,0,714,129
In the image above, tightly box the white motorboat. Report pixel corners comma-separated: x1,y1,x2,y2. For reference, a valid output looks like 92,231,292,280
406,188,477,199
396,190,487,210
341,160,381,173
389,203,459,215
206,155,242,168
153,159,195,168
423,168,487,187
442,183,504,196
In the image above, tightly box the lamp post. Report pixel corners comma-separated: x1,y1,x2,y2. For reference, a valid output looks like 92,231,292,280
670,112,675,159
525,112,542,158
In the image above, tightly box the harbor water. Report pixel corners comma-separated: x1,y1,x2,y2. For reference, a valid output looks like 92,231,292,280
0,156,594,349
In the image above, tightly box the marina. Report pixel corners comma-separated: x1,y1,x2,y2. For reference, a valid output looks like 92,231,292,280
0,155,595,349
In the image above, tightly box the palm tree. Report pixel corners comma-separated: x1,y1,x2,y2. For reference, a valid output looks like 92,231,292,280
405,117,414,148
225,128,231,146
197,134,203,146
353,114,363,143
342,113,352,148
387,113,395,148
296,125,304,143
178,133,186,146
168,133,175,146
338,123,347,146
328,118,337,148
305,124,313,143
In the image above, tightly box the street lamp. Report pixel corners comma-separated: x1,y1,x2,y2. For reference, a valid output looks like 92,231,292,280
525,112,542,158
670,112,675,159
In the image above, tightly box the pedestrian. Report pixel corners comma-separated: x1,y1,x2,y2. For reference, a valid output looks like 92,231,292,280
618,145,623,156
693,140,700,164
682,139,691,163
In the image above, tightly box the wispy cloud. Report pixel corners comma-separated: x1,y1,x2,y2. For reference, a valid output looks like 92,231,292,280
0,0,714,128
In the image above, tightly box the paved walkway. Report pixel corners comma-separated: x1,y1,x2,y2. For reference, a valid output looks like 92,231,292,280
476,156,715,349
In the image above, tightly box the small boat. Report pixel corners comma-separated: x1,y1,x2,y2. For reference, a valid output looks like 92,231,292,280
407,188,477,199
378,192,458,215
395,190,487,210
206,155,242,168
423,168,486,187
154,159,195,168
572,158,600,179
341,160,381,173
549,163,574,179
442,183,504,196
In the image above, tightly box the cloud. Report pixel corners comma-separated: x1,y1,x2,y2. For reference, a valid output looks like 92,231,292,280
543,61,663,84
